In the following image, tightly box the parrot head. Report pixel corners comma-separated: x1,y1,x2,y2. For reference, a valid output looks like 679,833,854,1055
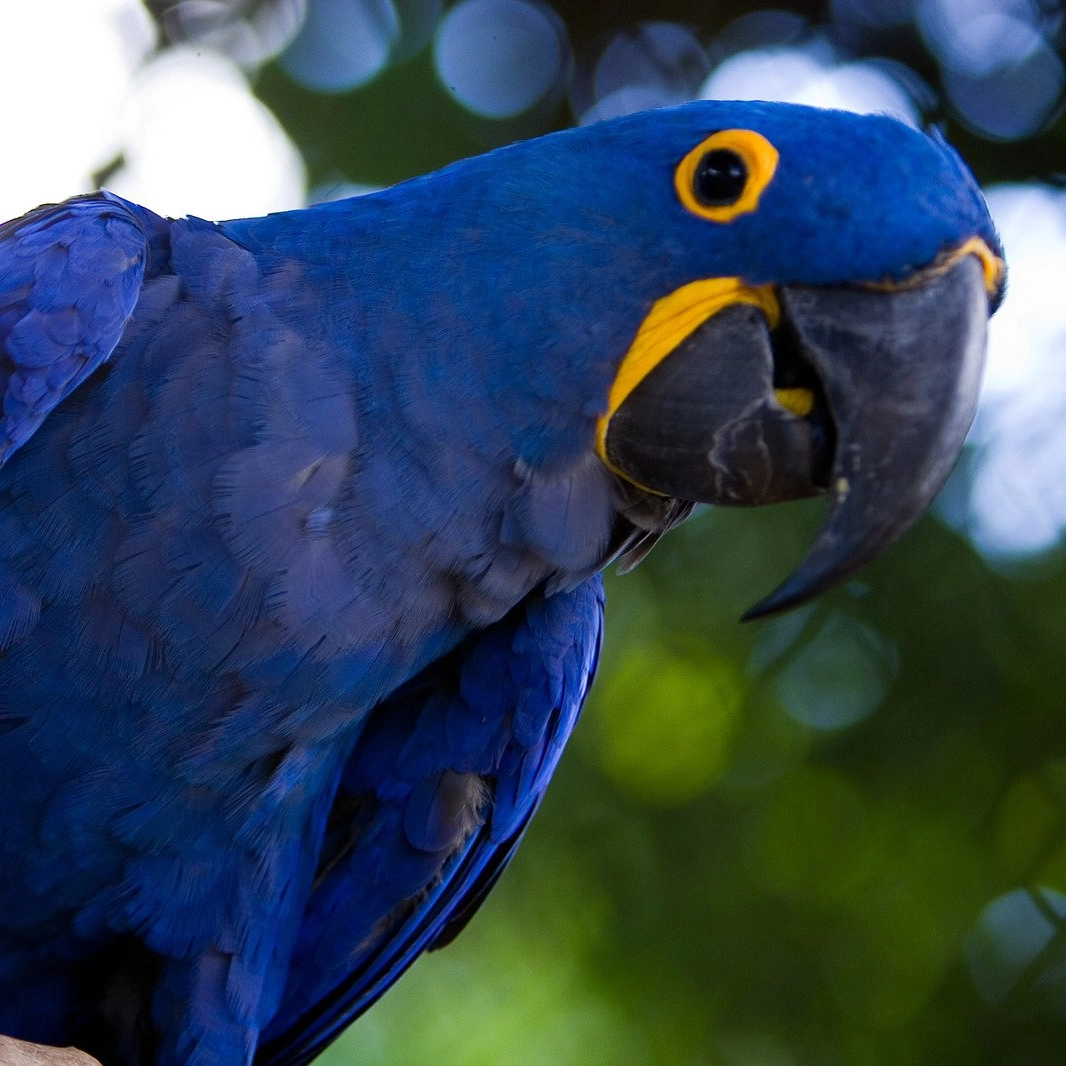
588,107,1004,616
509,101,1003,615
358,100,1004,617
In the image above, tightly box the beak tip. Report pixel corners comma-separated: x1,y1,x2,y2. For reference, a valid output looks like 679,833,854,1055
740,581,813,623
738,254,989,624
739,529,879,622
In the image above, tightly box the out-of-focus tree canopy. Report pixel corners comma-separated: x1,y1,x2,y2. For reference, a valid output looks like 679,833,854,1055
5,1,1066,1062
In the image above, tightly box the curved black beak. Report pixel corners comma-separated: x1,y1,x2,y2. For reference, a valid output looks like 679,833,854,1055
603,253,992,618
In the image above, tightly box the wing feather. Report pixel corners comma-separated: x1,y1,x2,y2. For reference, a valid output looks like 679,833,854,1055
257,576,605,1066
0,193,153,466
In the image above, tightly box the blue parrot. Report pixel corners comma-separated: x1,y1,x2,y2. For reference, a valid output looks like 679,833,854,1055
0,101,1002,1065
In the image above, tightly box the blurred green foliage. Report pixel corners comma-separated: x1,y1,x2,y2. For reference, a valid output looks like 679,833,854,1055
219,1,1066,1061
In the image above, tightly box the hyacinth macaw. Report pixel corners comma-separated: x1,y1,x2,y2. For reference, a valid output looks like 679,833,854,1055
0,100,1003,1065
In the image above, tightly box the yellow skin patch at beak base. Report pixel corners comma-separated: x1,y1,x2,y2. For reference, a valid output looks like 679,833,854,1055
595,277,780,471
596,237,1002,490
955,236,1006,296
773,387,815,417
867,236,1005,299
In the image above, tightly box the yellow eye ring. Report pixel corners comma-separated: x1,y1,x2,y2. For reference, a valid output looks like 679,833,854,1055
675,129,779,223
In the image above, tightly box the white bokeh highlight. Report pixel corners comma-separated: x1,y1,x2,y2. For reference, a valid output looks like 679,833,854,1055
701,44,920,125
960,184,1066,559
0,0,155,220
109,48,306,219
0,3,306,223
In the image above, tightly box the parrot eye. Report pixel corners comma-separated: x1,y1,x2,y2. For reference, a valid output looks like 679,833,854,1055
693,149,748,207
675,129,779,224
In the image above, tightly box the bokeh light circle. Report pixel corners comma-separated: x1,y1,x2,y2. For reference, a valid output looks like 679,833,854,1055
162,0,308,66
966,888,1066,1016
573,22,709,124
282,0,401,93
774,612,897,731
433,0,569,120
945,44,1064,140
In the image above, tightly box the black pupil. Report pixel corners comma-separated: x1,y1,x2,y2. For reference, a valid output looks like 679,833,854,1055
693,148,748,207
